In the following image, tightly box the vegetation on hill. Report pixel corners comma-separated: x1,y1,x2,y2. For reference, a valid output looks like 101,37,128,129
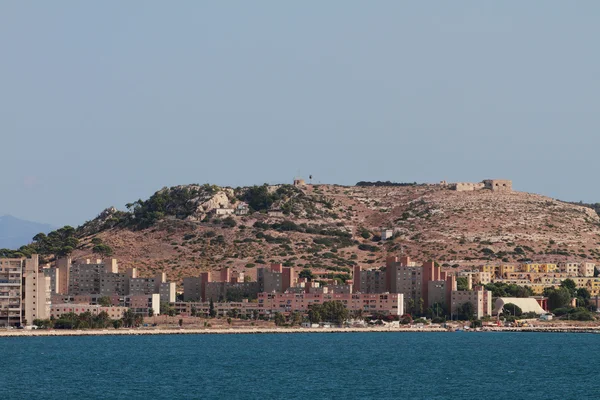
125,186,206,229
355,181,418,187
0,225,79,260
567,200,600,218
4,182,600,287
238,184,299,212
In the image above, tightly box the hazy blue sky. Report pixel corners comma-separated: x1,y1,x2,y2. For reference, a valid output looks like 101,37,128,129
1,2,599,226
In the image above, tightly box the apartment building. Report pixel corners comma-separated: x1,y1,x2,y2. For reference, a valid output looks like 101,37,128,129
24,255,51,324
257,292,404,316
205,281,260,302
559,262,580,277
0,258,24,326
174,300,259,318
351,257,457,311
183,265,295,302
43,267,60,294
48,257,176,303
450,287,492,319
51,304,128,320
51,293,160,316
0,255,51,327
257,267,283,293
159,282,176,303
580,263,596,278
353,266,386,294
69,259,118,295
183,276,204,302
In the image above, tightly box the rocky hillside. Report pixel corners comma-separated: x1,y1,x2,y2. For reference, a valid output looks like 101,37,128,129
55,182,600,283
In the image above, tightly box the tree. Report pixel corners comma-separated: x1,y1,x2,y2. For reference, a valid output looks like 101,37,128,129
427,302,446,319
160,302,175,316
91,237,103,245
547,287,572,311
576,288,591,308
93,244,113,258
148,308,154,317
309,301,348,325
459,302,475,320
96,311,110,328
308,309,321,324
274,312,286,326
502,303,523,317
457,277,469,291
299,269,314,281
222,217,236,228
560,279,577,297
122,309,136,328
209,299,216,318
352,309,365,321
98,296,112,307
191,306,198,317
417,298,424,317
485,282,533,298
406,298,415,316
290,311,303,326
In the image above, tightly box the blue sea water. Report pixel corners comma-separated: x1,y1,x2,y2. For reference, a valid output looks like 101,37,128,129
1,332,598,400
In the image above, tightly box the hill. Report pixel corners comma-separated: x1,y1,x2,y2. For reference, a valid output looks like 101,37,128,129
0,215,56,250
6,182,600,284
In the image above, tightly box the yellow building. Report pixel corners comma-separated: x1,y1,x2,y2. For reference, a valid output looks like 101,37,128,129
500,265,516,277
539,264,558,273
521,264,541,273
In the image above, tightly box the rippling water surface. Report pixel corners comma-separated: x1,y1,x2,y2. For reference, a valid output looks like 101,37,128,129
1,332,599,399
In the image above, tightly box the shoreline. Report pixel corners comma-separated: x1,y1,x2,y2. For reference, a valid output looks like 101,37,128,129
2,325,600,337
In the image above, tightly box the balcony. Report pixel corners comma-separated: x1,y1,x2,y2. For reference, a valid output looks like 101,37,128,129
0,280,20,286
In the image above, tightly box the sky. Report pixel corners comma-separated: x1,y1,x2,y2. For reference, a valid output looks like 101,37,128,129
1,2,599,227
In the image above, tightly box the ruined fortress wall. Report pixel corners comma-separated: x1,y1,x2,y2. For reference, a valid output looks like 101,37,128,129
450,180,512,192
453,182,485,192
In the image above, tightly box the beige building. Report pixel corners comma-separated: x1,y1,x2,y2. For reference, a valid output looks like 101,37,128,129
69,259,118,295
0,258,24,327
451,288,492,319
159,282,176,303
482,179,512,192
0,255,50,326
51,304,127,320
580,263,595,278
559,262,580,276
24,255,51,324
56,257,71,294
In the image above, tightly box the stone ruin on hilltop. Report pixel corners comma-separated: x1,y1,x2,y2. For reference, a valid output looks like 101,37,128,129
440,179,512,192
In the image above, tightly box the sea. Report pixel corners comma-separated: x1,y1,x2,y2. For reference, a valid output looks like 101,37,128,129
1,332,598,400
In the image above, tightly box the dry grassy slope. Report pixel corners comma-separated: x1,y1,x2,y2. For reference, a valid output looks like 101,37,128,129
71,184,600,283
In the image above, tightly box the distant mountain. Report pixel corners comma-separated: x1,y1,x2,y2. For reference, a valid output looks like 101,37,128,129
0,215,56,249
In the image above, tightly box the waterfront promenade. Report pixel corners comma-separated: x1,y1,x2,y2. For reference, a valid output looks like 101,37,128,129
2,324,600,337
